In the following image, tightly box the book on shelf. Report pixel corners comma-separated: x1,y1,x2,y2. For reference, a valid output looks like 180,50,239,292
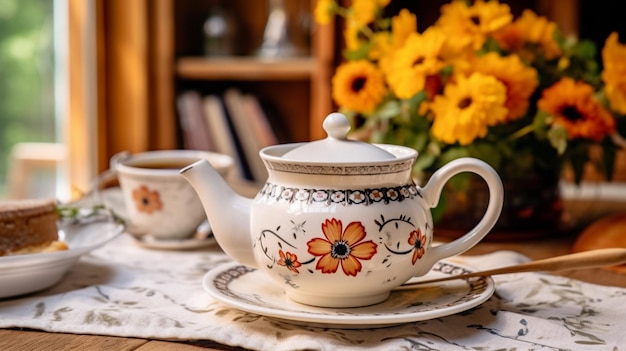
202,93,253,181
223,88,269,182
176,90,214,151
255,97,290,144
240,93,279,148
178,89,288,183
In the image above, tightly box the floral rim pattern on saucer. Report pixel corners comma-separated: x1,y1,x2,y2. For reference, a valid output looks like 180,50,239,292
202,260,495,328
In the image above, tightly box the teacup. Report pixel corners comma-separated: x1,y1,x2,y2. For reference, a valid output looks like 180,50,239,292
112,150,233,240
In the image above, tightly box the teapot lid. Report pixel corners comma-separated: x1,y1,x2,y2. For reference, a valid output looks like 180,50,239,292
282,113,396,162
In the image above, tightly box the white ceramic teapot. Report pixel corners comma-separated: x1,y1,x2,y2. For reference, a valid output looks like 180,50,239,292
181,113,504,308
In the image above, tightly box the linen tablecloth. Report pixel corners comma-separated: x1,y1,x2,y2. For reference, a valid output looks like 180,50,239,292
1,232,625,351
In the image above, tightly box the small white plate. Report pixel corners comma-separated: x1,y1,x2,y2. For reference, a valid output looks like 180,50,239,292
0,220,124,299
202,260,495,328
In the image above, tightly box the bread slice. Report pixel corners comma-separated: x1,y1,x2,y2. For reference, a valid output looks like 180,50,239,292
0,199,67,256
572,213,626,273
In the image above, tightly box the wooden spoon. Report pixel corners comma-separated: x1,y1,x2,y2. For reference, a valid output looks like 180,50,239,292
396,248,626,289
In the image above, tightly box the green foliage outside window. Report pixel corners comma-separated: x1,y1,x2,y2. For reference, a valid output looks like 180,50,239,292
0,0,55,197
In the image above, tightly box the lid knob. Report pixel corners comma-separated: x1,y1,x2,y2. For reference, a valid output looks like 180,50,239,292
323,113,351,140
281,112,396,162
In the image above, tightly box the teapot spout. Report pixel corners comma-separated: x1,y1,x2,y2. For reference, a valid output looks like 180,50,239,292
180,159,256,268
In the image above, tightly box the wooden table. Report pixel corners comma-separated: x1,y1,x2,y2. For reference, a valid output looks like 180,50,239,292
2,195,625,351
4,233,626,351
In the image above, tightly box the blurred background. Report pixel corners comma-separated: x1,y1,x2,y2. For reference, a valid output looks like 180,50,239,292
0,0,64,200
0,0,624,212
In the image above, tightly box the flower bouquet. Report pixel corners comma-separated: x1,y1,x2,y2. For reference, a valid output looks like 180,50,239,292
315,0,626,235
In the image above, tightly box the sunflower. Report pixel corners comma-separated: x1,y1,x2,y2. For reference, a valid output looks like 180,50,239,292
307,218,377,277
277,250,302,274
317,0,625,186
132,185,163,214
332,60,386,113
385,28,446,99
538,78,616,141
473,52,538,121
602,32,626,115
431,72,508,145
493,9,562,61
436,0,512,51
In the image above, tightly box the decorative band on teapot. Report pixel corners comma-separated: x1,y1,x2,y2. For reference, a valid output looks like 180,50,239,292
262,159,415,176
259,182,420,205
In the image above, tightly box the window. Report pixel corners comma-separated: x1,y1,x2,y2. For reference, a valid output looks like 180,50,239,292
0,0,99,202
0,0,65,200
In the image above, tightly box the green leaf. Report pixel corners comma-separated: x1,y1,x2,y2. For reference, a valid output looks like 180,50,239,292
405,91,427,111
437,147,472,191
430,191,447,223
532,111,550,139
438,147,471,166
373,100,401,120
343,42,372,60
411,131,429,152
447,172,472,192
414,152,436,172
468,142,502,170
574,39,597,60
547,125,568,154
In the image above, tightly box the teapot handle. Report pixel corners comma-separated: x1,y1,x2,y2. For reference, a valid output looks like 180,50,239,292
419,158,504,272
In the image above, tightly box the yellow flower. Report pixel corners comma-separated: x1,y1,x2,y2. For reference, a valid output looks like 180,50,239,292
391,9,417,48
350,0,379,25
493,9,562,60
473,52,538,121
378,9,417,75
602,32,626,114
307,218,377,276
436,0,512,51
368,32,392,61
314,0,335,25
343,17,363,52
538,78,616,141
316,0,624,185
332,60,386,113
431,73,508,145
386,28,446,99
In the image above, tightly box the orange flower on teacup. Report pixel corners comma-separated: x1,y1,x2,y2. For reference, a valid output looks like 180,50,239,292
132,185,163,214
306,218,377,276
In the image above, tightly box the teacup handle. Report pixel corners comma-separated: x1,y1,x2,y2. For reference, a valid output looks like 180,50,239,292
419,157,504,271
85,151,130,196
82,151,131,213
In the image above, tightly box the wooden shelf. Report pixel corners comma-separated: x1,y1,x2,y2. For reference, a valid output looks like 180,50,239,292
176,56,315,81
